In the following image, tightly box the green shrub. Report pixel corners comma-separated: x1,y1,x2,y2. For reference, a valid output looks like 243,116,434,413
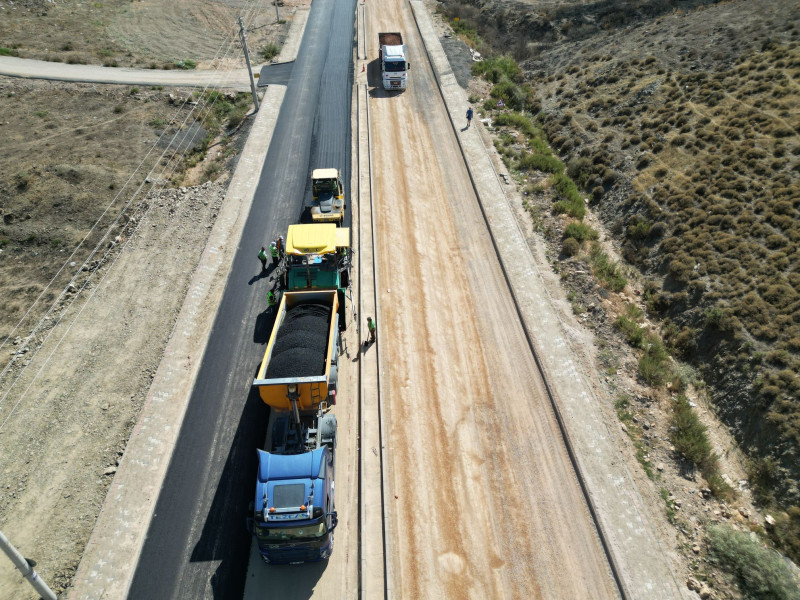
177,59,196,70
14,171,31,189
705,306,739,331
0,47,20,57
567,157,593,188
589,245,627,292
492,111,539,138
627,220,652,241
518,152,564,175
553,198,586,220
259,43,280,61
449,15,479,42
670,395,712,465
490,77,529,111
552,173,586,219
563,222,598,243
472,55,522,83
639,334,671,386
708,524,800,600
768,507,800,567
616,315,645,348
562,237,580,257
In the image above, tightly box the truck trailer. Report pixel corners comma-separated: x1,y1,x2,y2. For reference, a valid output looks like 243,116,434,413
379,32,409,90
250,290,340,564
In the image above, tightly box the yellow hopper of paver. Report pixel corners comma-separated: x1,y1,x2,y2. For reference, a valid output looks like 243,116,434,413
252,290,341,412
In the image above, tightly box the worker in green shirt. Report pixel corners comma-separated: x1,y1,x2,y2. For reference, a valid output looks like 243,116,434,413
258,246,268,272
367,316,376,344
269,242,279,267
267,289,279,308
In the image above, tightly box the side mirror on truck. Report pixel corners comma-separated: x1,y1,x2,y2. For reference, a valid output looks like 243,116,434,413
328,511,339,531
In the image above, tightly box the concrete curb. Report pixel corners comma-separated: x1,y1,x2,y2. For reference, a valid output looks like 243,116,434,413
67,9,309,599
407,1,687,598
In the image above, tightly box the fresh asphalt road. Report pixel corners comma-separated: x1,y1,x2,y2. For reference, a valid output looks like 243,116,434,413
127,0,355,597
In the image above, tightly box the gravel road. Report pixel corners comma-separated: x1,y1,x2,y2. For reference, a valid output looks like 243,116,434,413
366,1,620,598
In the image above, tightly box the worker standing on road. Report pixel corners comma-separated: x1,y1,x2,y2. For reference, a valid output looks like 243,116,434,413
258,246,268,272
267,289,279,309
466,106,473,128
269,242,279,267
276,235,285,259
367,316,376,344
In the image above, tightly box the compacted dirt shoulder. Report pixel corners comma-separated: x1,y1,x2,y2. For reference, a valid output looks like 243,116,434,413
0,183,224,598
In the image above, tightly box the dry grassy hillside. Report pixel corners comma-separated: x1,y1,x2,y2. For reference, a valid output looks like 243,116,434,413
532,1,800,488
441,0,800,570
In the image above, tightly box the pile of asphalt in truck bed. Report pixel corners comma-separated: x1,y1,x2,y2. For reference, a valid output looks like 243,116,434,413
266,303,331,378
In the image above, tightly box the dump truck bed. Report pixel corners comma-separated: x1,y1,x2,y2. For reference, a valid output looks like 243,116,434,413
253,290,339,411
379,32,403,46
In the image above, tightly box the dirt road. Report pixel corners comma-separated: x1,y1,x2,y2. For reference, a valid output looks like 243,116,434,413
366,3,619,598
0,55,253,89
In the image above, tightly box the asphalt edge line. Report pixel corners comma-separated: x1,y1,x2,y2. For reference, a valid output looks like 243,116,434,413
405,2,633,598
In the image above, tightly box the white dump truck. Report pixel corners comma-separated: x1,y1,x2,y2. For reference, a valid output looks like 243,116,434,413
379,32,409,90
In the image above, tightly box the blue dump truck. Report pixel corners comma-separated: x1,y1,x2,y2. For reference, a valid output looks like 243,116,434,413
251,405,338,565
249,224,350,564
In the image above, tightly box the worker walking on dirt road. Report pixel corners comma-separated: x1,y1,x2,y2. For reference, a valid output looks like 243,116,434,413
269,242,279,267
367,316,376,344
258,246,268,272
466,106,473,128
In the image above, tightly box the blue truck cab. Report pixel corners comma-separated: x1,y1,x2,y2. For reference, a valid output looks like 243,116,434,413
252,414,338,564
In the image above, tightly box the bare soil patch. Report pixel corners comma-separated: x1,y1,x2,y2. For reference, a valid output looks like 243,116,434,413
0,0,286,69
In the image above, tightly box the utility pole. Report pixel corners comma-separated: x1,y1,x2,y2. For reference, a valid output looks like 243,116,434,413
238,16,260,112
0,529,57,600
274,0,280,22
